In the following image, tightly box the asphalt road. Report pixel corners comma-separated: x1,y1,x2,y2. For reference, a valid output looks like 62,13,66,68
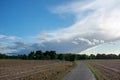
62,61,96,80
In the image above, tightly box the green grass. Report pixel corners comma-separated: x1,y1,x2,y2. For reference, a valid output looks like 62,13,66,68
57,61,77,80
86,63,102,80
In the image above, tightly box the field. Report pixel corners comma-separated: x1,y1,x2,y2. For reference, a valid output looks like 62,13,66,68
0,60,74,80
86,60,120,80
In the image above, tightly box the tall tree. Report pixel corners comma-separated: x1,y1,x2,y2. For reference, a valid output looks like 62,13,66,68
35,50,43,60
49,51,57,60
28,51,35,59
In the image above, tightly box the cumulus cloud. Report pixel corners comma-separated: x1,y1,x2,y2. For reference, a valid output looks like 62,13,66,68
78,38,94,45
7,36,16,40
0,34,19,40
0,42,17,53
0,35,25,54
0,35,6,39
0,41,32,54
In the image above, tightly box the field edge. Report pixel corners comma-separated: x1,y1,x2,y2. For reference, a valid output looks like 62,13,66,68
85,62,102,80
58,61,77,80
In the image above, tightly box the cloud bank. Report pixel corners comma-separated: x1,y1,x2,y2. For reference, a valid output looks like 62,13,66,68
1,0,120,54
0,35,18,40
50,0,120,41
32,0,120,53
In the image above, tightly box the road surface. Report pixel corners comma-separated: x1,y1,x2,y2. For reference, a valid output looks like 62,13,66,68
62,61,96,80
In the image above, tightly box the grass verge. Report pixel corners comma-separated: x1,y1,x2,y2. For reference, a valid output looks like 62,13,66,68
86,63,102,80
57,61,77,80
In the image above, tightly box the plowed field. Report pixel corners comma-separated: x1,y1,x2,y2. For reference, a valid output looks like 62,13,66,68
86,60,120,80
0,60,73,80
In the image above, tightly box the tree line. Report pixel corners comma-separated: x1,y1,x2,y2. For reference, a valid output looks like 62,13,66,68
0,50,76,61
0,50,120,61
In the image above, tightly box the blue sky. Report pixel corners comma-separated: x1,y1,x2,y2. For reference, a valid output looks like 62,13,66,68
0,0,120,55
0,0,74,37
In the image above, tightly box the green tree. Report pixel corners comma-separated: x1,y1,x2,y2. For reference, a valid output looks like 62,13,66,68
118,54,120,59
49,51,57,60
64,54,76,61
35,50,43,60
58,54,65,60
0,53,7,59
44,51,50,60
89,54,96,59
28,51,35,59
77,54,88,60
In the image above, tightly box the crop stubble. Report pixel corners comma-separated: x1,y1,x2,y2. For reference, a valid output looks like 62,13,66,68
0,60,73,80
86,60,120,80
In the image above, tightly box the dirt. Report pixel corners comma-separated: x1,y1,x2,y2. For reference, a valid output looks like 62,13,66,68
0,60,73,80
86,60,120,80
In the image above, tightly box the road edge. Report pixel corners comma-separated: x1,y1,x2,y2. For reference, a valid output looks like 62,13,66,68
85,62,101,80
58,61,77,80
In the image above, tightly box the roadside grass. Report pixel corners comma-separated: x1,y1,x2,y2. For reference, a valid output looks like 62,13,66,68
57,61,77,80
85,60,120,80
85,62,102,80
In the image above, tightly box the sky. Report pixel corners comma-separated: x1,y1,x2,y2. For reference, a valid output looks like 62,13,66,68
0,0,120,55
81,41,120,55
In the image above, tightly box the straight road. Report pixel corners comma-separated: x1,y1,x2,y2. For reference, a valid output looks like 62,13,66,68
62,61,96,80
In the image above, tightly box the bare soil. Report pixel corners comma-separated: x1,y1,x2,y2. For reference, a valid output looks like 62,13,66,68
0,60,73,80
86,60,120,80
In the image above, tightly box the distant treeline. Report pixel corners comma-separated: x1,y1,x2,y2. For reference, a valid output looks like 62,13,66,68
0,51,76,61
0,50,120,61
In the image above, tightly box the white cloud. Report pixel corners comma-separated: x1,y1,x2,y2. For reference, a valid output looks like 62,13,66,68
72,41,79,45
0,42,17,53
109,42,116,45
1,0,120,54
0,34,21,41
78,38,94,45
0,41,32,54
0,35,25,54
7,36,16,40
36,0,120,43
51,0,120,40
100,40,104,44
0,35,6,39
32,0,120,53
93,39,99,44
73,38,104,46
